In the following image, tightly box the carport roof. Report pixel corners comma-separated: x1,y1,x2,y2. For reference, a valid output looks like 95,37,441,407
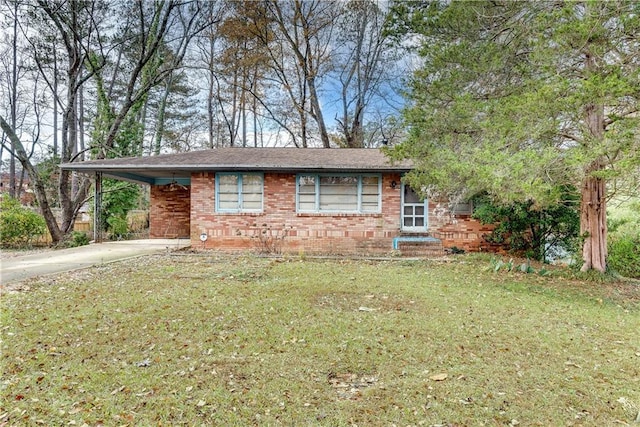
60,147,412,185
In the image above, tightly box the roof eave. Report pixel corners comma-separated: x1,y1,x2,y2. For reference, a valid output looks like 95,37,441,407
62,164,412,173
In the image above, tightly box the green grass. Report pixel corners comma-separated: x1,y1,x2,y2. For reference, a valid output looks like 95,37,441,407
2,254,639,426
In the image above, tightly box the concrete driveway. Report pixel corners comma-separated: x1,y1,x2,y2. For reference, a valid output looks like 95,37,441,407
0,239,190,285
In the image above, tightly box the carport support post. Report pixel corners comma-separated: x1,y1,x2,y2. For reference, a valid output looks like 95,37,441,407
94,172,102,243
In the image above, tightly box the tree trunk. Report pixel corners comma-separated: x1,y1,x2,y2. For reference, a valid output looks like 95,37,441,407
580,39,608,273
307,75,330,148
153,75,173,155
9,0,18,198
207,58,216,148
53,42,59,157
580,167,607,272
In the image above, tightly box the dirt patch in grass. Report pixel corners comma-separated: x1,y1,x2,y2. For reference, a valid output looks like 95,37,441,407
313,291,417,313
327,372,379,400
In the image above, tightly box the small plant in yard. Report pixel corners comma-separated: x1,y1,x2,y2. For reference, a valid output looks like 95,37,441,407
70,231,90,247
248,223,291,254
490,256,551,276
489,256,515,272
107,215,131,240
518,259,535,274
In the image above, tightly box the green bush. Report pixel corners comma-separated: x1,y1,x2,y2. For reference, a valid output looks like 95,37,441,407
98,179,140,237
107,215,129,240
472,190,579,262
71,231,91,247
0,197,46,248
608,234,640,279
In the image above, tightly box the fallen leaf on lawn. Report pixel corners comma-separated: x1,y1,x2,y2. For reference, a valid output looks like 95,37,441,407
197,400,206,407
136,359,151,367
429,373,448,381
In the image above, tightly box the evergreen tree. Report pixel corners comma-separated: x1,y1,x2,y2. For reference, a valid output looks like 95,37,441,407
387,0,640,272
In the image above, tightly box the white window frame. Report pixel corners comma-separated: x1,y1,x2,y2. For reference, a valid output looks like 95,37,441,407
215,172,263,213
401,184,429,232
296,173,382,213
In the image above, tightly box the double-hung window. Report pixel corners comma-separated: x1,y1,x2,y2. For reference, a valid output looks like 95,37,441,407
297,174,381,213
216,173,263,213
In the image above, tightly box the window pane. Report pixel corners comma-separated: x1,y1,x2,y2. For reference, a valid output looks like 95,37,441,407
320,196,358,210
243,200,262,210
299,175,315,186
242,174,262,192
362,176,378,186
362,185,379,196
415,217,424,227
298,184,316,194
218,175,239,210
361,196,379,211
298,175,316,210
242,175,262,210
404,186,421,203
452,201,472,214
319,176,357,211
415,206,424,216
219,199,238,210
217,174,264,212
298,193,316,211
361,177,379,211
219,174,238,193
243,192,262,203
219,191,239,202
297,174,381,213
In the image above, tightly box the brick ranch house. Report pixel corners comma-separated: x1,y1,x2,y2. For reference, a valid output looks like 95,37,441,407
61,147,496,256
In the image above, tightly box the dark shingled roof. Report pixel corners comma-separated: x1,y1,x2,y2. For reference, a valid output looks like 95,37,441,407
60,147,412,185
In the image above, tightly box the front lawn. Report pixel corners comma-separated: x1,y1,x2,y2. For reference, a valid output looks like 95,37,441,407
2,254,639,425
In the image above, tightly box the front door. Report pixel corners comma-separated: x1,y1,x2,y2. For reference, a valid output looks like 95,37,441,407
401,185,428,232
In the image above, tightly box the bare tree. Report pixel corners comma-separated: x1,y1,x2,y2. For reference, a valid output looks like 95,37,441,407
333,0,400,148
262,0,339,148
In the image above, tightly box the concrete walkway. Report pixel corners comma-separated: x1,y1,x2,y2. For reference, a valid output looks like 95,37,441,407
0,239,190,285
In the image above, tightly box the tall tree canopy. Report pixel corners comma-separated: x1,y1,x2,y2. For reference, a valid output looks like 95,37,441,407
387,0,640,272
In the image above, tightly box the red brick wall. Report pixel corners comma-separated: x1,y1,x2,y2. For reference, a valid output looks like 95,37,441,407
183,172,494,255
435,218,498,252
149,185,190,238
426,200,497,252
189,172,402,254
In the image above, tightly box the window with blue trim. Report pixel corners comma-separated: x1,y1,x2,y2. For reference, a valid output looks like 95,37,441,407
297,174,381,213
216,173,263,212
